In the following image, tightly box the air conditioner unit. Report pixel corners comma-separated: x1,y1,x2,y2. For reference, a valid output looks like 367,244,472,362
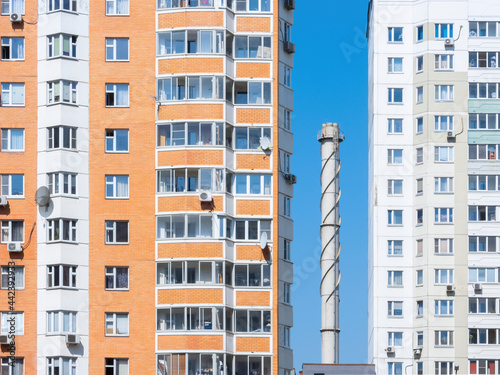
446,284,455,292
65,333,80,345
0,335,9,345
444,38,454,47
489,150,496,160
474,283,482,291
447,130,456,138
413,348,422,356
284,41,296,54
0,196,7,206
199,191,213,202
284,173,297,185
385,346,395,354
7,243,22,252
9,13,22,23
284,0,295,10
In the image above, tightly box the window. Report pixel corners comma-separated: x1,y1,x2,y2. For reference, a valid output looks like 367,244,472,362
158,30,224,56
157,76,224,101
435,24,453,39
47,311,76,334
435,300,453,316
0,358,23,375
234,81,271,105
47,219,77,243
388,27,403,42
281,64,291,88
0,221,23,243
48,126,77,150
234,127,271,150
234,35,271,59
46,357,77,375
282,21,292,42
435,362,453,375
416,270,423,286
283,282,291,303
158,168,225,193
105,313,129,336
469,298,497,314
48,172,77,196
434,116,453,132
469,21,499,37
388,271,403,287
416,209,423,225
47,265,77,288
469,236,498,253
416,331,423,346
416,178,423,195
47,80,77,105
1,83,24,106
435,54,453,70
417,25,423,41
283,196,291,217
416,148,423,164
416,239,423,256
416,56,423,72
435,238,453,254
1,312,23,334
469,267,497,283
469,113,500,129
105,175,129,199
388,240,403,256
434,146,454,162
387,119,403,134
157,260,225,286
105,84,129,107
469,144,499,160
388,210,403,226
105,129,128,152
415,86,423,104
388,332,403,347
1,128,23,152
158,306,225,331
106,38,129,61
157,215,216,240
416,117,423,134
106,0,129,15
105,267,129,290
158,0,216,9
105,221,129,244
1,174,23,196
469,175,500,191
0,266,23,289
435,269,454,284
234,220,271,241
417,301,423,317
283,326,291,347
234,0,271,12
0,0,23,14
388,88,403,104
1,37,23,60
281,107,291,131
388,301,403,317
469,205,497,222
469,83,500,99
469,328,499,345
48,0,76,12
283,239,291,261
388,363,402,375
280,151,291,173
469,360,498,375
387,179,403,195
48,34,77,58
234,174,272,195
157,122,224,147
105,358,129,375
387,149,403,164
469,51,500,68
435,331,453,346
435,85,454,101
388,58,403,73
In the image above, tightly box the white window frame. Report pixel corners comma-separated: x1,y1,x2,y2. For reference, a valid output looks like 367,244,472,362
283,239,291,261
47,126,77,150
48,0,76,12
0,220,23,243
416,56,423,73
387,118,403,134
434,116,453,132
283,282,291,304
416,178,423,195
1,128,24,152
281,63,292,88
387,149,403,165
105,358,129,375
434,238,454,254
105,38,129,61
0,265,24,290
105,83,129,107
388,57,403,73
434,177,453,194
106,0,129,15
388,363,403,375
388,27,403,43
416,270,423,286
416,117,423,134
280,151,291,173
434,146,454,162
46,357,77,375
283,326,291,348
283,196,291,217
233,174,272,195
468,235,498,253
416,208,423,226
469,205,498,222
0,311,23,334
1,37,24,61
0,174,24,197
387,240,403,256
435,300,454,316
416,147,423,164
48,172,77,197
388,210,403,226
0,0,24,15
435,269,454,284
435,85,454,102
46,311,77,334
47,34,77,59
435,23,453,39
105,312,129,336
417,300,423,317
105,175,129,199
233,35,271,59
105,221,129,244
435,54,454,71
47,265,77,289
469,267,497,283
435,331,454,347
47,80,78,105
0,357,23,375
435,362,454,375
105,266,129,290
281,107,291,131
388,271,403,287
105,129,129,153
1,82,24,106
434,208,453,224
469,21,499,38
387,179,403,195
388,88,403,104
416,86,423,104
388,332,403,347
47,218,77,243
388,301,403,317
416,25,424,41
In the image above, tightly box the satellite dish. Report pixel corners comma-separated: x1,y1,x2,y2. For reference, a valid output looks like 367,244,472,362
259,137,271,151
260,231,268,250
35,186,50,207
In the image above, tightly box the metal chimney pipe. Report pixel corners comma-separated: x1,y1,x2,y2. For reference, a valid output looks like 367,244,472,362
317,122,343,364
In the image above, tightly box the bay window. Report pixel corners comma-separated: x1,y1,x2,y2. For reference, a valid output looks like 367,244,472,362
48,34,77,58
47,80,77,105
46,357,77,375
47,311,77,334
48,172,77,196
48,126,77,150
47,265,77,288
47,219,77,243
48,0,77,12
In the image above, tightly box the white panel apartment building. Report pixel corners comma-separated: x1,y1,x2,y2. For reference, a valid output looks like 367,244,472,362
368,1,500,374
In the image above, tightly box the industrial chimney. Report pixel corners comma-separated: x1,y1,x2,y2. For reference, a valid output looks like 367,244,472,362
317,123,344,364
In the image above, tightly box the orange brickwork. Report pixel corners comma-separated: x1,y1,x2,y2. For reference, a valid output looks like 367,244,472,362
236,245,271,261
236,17,271,33
236,62,271,78
158,242,223,259
159,58,224,75
158,196,224,212
236,108,271,124
236,337,271,353
158,288,223,305
158,335,223,351
158,103,224,121
158,11,224,29
236,200,270,216
236,291,271,307
158,150,224,166
236,154,271,170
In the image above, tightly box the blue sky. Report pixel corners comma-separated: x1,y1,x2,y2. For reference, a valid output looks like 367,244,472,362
291,0,369,369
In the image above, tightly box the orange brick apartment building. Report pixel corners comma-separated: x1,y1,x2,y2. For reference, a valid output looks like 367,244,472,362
0,0,294,373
